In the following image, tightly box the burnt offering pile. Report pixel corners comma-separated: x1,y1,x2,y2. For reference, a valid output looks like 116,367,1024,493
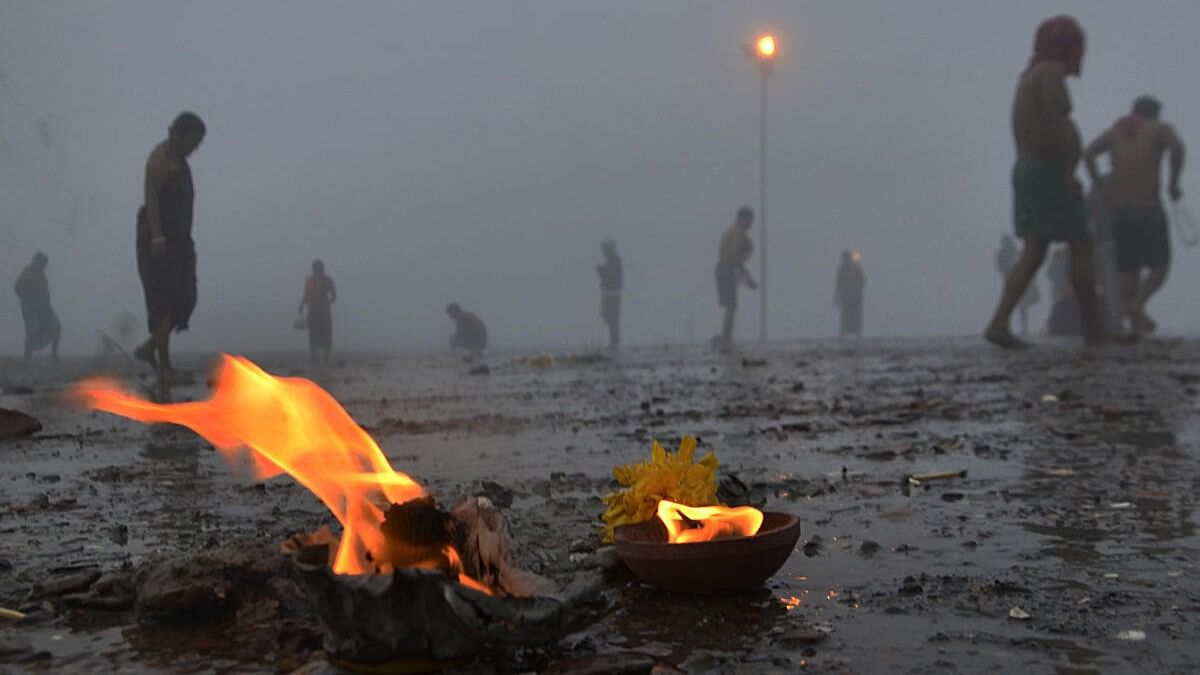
294,496,599,668
70,356,603,668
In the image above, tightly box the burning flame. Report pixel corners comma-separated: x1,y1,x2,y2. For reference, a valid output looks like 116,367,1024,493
656,499,763,543
73,355,479,588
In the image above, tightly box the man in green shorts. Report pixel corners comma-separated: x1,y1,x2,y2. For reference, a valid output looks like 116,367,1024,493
985,15,1106,348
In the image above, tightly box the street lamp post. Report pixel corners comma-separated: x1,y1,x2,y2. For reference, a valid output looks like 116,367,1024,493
745,34,776,344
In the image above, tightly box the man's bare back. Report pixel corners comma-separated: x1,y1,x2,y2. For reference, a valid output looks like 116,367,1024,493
1087,120,1183,206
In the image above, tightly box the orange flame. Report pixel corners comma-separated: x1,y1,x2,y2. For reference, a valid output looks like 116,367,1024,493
74,355,462,583
656,499,763,543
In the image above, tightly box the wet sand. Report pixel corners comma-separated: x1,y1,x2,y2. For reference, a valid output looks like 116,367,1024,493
1,338,1198,673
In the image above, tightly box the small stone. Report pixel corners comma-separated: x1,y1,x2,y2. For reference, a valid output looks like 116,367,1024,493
899,576,923,596
0,408,41,439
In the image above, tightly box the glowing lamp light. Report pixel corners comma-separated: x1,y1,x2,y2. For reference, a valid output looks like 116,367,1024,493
756,34,777,59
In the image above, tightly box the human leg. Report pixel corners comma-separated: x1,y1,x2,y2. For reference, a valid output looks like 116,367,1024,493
1131,266,1167,333
152,316,173,378
986,235,1049,347
720,307,736,350
1066,237,1104,342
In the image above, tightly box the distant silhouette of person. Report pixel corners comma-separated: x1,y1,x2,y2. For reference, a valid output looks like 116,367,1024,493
13,252,60,360
1046,245,1082,335
996,234,1040,335
1047,245,1071,305
446,303,487,358
715,205,757,351
985,16,1105,348
1084,95,1187,335
597,239,622,352
834,250,865,338
133,112,206,383
299,259,337,362
1086,175,1123,332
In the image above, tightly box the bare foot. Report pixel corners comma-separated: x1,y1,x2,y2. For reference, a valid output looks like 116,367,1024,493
1085,331,1138,347
1126,304,1157,335
984,326,1028,349
133,341,158,371
158,369,195,386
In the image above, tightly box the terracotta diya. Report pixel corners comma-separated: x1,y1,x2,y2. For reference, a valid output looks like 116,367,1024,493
614,502,801,593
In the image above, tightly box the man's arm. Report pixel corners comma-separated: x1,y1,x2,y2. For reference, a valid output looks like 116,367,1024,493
1084,129,1112,186
1038,63,1072,120
1164,125,1186,202
328,278,337,303
740,267,758,289
143,150,168,248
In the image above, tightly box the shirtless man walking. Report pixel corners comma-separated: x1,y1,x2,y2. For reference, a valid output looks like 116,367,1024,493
1084,96,1186,335
133,112,205,383
715,206,757,352
985,16,1105,348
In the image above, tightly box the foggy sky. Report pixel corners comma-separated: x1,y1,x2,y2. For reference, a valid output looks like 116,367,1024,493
2,1,1199,355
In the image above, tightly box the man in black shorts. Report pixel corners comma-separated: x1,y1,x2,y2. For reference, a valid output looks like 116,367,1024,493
715,206,757,351
1084,96,1186,334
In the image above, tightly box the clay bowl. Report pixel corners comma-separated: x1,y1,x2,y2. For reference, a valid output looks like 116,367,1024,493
614,512,801,594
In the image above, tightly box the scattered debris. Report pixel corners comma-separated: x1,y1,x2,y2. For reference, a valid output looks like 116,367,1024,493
898,576,923,596
907,470,967,487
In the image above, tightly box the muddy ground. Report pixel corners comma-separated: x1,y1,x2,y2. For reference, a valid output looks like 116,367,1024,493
1,338,1197,674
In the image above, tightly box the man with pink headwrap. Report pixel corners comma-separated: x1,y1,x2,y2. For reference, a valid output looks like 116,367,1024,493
985,16,1108,348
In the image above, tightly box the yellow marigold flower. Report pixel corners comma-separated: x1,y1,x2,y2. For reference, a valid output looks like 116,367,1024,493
600,436,720,543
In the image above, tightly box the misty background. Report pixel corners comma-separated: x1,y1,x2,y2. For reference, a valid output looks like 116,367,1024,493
1,1,1197,355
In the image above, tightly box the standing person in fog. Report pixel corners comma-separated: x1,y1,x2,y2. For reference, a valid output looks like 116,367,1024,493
133,112,205,382
597,239,622,353
714,206,757,352
299,259,336,363
984,16,1106,348
995,234,1040,335
1086,176,1123,332
13,252,60,361
446,303,488,359
1084,96,1187,336
834,250,865,338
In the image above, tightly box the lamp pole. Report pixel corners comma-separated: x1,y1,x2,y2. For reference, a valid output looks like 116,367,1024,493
758,66,768,344
744,34,776,343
